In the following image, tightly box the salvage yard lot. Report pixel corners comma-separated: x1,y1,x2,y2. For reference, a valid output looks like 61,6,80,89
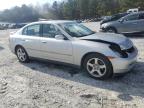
0,23,144,108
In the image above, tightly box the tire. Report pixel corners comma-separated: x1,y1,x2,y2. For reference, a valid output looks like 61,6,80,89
106,27,117,33
83,53,113,80
16,46,30,63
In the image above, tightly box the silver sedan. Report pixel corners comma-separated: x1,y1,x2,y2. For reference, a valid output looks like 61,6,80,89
9,21,138,79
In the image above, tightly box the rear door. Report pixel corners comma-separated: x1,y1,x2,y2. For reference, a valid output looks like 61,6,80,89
20,24,42,58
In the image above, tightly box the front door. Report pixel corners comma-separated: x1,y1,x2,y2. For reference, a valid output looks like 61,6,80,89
118,13,139,33
137,13,144,32
39,24,73,64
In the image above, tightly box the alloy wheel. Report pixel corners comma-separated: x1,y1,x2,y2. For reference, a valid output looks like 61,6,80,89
17,48,27,62
86,58,106,77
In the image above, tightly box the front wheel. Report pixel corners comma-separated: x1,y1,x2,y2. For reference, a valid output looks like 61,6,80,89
16,46,30,63
106,27,117,33
83,53,113,80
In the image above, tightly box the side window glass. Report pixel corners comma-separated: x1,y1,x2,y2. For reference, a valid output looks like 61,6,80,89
125,14,139,21
22,27,27,35
139,13,144,19
42,24,62,38
27,24,40,36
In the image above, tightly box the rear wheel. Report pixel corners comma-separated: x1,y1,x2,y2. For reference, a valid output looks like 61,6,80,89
83,53,113,80
16,46,30,63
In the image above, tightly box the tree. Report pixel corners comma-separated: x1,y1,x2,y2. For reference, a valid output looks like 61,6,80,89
0,5,39,23
0,0,144,22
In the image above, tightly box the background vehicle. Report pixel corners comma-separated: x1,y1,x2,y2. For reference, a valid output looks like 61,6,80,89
100,13,129,25
0,25,5,30
8,23,25,29
101,11,144,34
9,21,138,79
127,8,139,13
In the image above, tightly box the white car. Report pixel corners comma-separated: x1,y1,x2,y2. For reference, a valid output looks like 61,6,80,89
9,21,138,79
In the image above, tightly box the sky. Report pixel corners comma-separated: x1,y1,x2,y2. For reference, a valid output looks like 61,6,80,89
0,0,61,10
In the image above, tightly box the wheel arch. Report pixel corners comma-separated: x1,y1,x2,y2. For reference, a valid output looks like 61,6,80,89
14,44,30,63
81,52,114,78
106,26,118,33
15,45,26,54
81,52,108,68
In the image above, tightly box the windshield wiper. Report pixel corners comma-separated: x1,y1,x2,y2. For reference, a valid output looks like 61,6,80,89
86,32,95,36
77,32,95,37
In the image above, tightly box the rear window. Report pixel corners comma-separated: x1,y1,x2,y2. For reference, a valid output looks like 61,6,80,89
22,24,41,36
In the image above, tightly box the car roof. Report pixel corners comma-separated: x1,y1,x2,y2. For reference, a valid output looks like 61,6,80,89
114,12,127,16
29,20,75,25
122,11,144,19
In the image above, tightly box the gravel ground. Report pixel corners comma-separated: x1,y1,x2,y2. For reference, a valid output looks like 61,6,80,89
0,23,144,108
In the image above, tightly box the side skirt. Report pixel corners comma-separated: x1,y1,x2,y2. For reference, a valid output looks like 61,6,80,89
29,57,81,69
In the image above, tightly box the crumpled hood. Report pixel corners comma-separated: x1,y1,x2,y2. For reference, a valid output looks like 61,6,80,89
79,33,133,49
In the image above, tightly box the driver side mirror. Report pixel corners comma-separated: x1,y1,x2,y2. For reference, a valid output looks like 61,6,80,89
55,35,65,40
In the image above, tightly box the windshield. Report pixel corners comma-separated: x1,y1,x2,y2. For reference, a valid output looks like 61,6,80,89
111,13,128,20
59,22,95,37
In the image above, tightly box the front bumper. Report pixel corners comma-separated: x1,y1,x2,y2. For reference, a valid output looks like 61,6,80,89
110,47,138,74
99,26,106,32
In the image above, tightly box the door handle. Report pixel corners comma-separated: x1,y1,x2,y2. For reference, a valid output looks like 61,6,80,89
133,23,138,25
22,39,30,42
41,41,47,43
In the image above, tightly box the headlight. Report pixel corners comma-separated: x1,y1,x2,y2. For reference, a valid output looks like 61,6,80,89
101,23,107,28
119,38,133,50
109,43,128,58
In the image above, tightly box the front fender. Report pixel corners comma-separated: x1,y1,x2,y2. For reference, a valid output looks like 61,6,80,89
72,41,118,66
